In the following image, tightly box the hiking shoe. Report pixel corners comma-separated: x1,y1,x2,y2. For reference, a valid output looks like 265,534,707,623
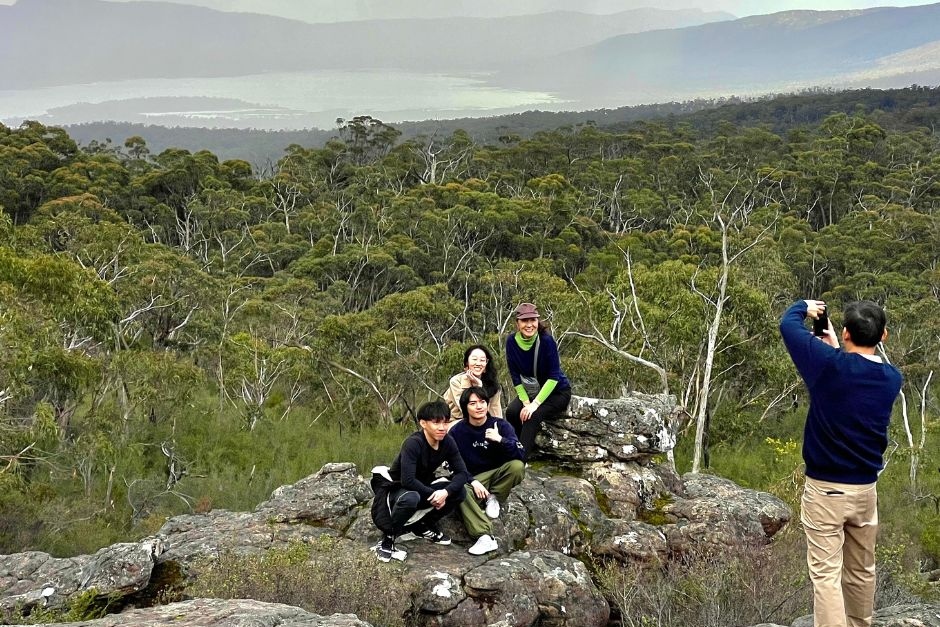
373,535,407,562
373,535,394,562
484,494,501,519
468,534,498,555
417,525,451,545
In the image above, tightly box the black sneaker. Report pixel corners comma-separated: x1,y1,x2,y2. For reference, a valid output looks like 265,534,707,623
417,525,451,545
372,535,407,562
373,535,394,562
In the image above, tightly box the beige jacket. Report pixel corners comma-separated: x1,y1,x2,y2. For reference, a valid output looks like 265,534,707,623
443,372,503,421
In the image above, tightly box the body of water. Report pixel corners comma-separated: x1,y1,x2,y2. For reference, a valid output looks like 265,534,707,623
0,70,563,130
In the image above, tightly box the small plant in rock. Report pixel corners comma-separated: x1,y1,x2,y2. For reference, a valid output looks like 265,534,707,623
636,494,674,526
186,537,419,627
9,589,117,625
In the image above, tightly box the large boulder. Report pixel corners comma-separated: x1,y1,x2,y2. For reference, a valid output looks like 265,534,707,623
439,550,610,627
154,463,370,573
650,472,793,558
537,393,680,464
0,539,164,616
0,393,792,627
255,463,373,529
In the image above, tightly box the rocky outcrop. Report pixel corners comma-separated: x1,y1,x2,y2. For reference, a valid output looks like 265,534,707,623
0,539,164,615
0,393,795,627
0,598,373,626
538,393,680,463
154,462,369,571
397,544,608,627
753,602,940,627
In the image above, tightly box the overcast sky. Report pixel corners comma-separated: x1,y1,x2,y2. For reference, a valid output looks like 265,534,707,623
3,0,940,20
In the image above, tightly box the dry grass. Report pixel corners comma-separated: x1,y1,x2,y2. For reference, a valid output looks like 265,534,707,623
186,536,419,627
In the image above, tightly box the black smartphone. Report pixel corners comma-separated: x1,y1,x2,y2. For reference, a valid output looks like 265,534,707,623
812,307,828,337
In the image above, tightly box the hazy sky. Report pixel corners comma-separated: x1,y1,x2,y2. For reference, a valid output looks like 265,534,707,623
3,0,940,20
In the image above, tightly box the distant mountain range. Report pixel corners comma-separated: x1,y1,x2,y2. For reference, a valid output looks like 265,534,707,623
2,0,939,132
0,0,732,89
496,3,940,104
91,0,740,23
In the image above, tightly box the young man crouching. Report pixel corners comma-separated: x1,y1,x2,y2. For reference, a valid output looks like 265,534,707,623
370,401,469,562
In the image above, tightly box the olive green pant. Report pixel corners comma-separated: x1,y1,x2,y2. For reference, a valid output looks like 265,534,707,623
459,460,525,538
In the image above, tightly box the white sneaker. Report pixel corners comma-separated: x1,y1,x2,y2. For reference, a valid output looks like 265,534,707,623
484,494,500,519
468,534,498,555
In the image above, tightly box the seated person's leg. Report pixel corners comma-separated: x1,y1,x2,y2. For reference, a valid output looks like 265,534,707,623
389,489,422,535
487,460,525,502
459,484,493,540
505,398,524,438
518,389,571,459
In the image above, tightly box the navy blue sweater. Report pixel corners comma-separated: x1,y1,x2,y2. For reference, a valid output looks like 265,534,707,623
505,332,570,390
449,415,524,477
779,301,902,484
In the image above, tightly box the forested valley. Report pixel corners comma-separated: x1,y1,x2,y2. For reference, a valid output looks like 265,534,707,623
1,87,938,603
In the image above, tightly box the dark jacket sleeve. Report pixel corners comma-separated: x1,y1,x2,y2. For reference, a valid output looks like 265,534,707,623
506,333,522,385
538,334,565,382
441,436,471,498
779,300,835,388
497,419,525,461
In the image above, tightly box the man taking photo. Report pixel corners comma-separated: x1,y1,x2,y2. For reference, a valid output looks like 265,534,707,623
780,299,902,627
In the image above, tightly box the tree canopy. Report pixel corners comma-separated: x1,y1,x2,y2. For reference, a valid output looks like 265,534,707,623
0,87,938,558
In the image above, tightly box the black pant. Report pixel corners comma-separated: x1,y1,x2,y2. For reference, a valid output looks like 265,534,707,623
506,387,571,460
388,486,463,536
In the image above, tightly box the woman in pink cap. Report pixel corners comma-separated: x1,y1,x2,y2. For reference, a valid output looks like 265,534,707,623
504,303,571,459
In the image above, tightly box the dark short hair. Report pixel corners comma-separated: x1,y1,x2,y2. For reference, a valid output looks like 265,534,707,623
459,386,489,420
417,400,450,424
843,300,887,347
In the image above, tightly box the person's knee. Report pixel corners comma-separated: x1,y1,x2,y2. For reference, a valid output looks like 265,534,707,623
395,491,421,510
505,459,525,481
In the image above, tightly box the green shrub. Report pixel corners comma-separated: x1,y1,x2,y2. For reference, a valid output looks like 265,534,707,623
186,537,419,627
9,589,117,624
595,530,809,627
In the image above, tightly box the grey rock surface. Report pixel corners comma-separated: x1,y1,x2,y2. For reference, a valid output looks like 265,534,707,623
155,462,369,572
0,539,164,614
255,462,372,528
750,602,940,627
538,393,680,463
660,472,793,556
0,598,372,626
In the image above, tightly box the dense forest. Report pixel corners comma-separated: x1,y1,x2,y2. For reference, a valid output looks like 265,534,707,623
0,87,938,600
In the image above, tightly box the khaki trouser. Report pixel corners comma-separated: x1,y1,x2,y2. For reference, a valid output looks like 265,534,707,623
459,460,525,538
801,476,878,627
